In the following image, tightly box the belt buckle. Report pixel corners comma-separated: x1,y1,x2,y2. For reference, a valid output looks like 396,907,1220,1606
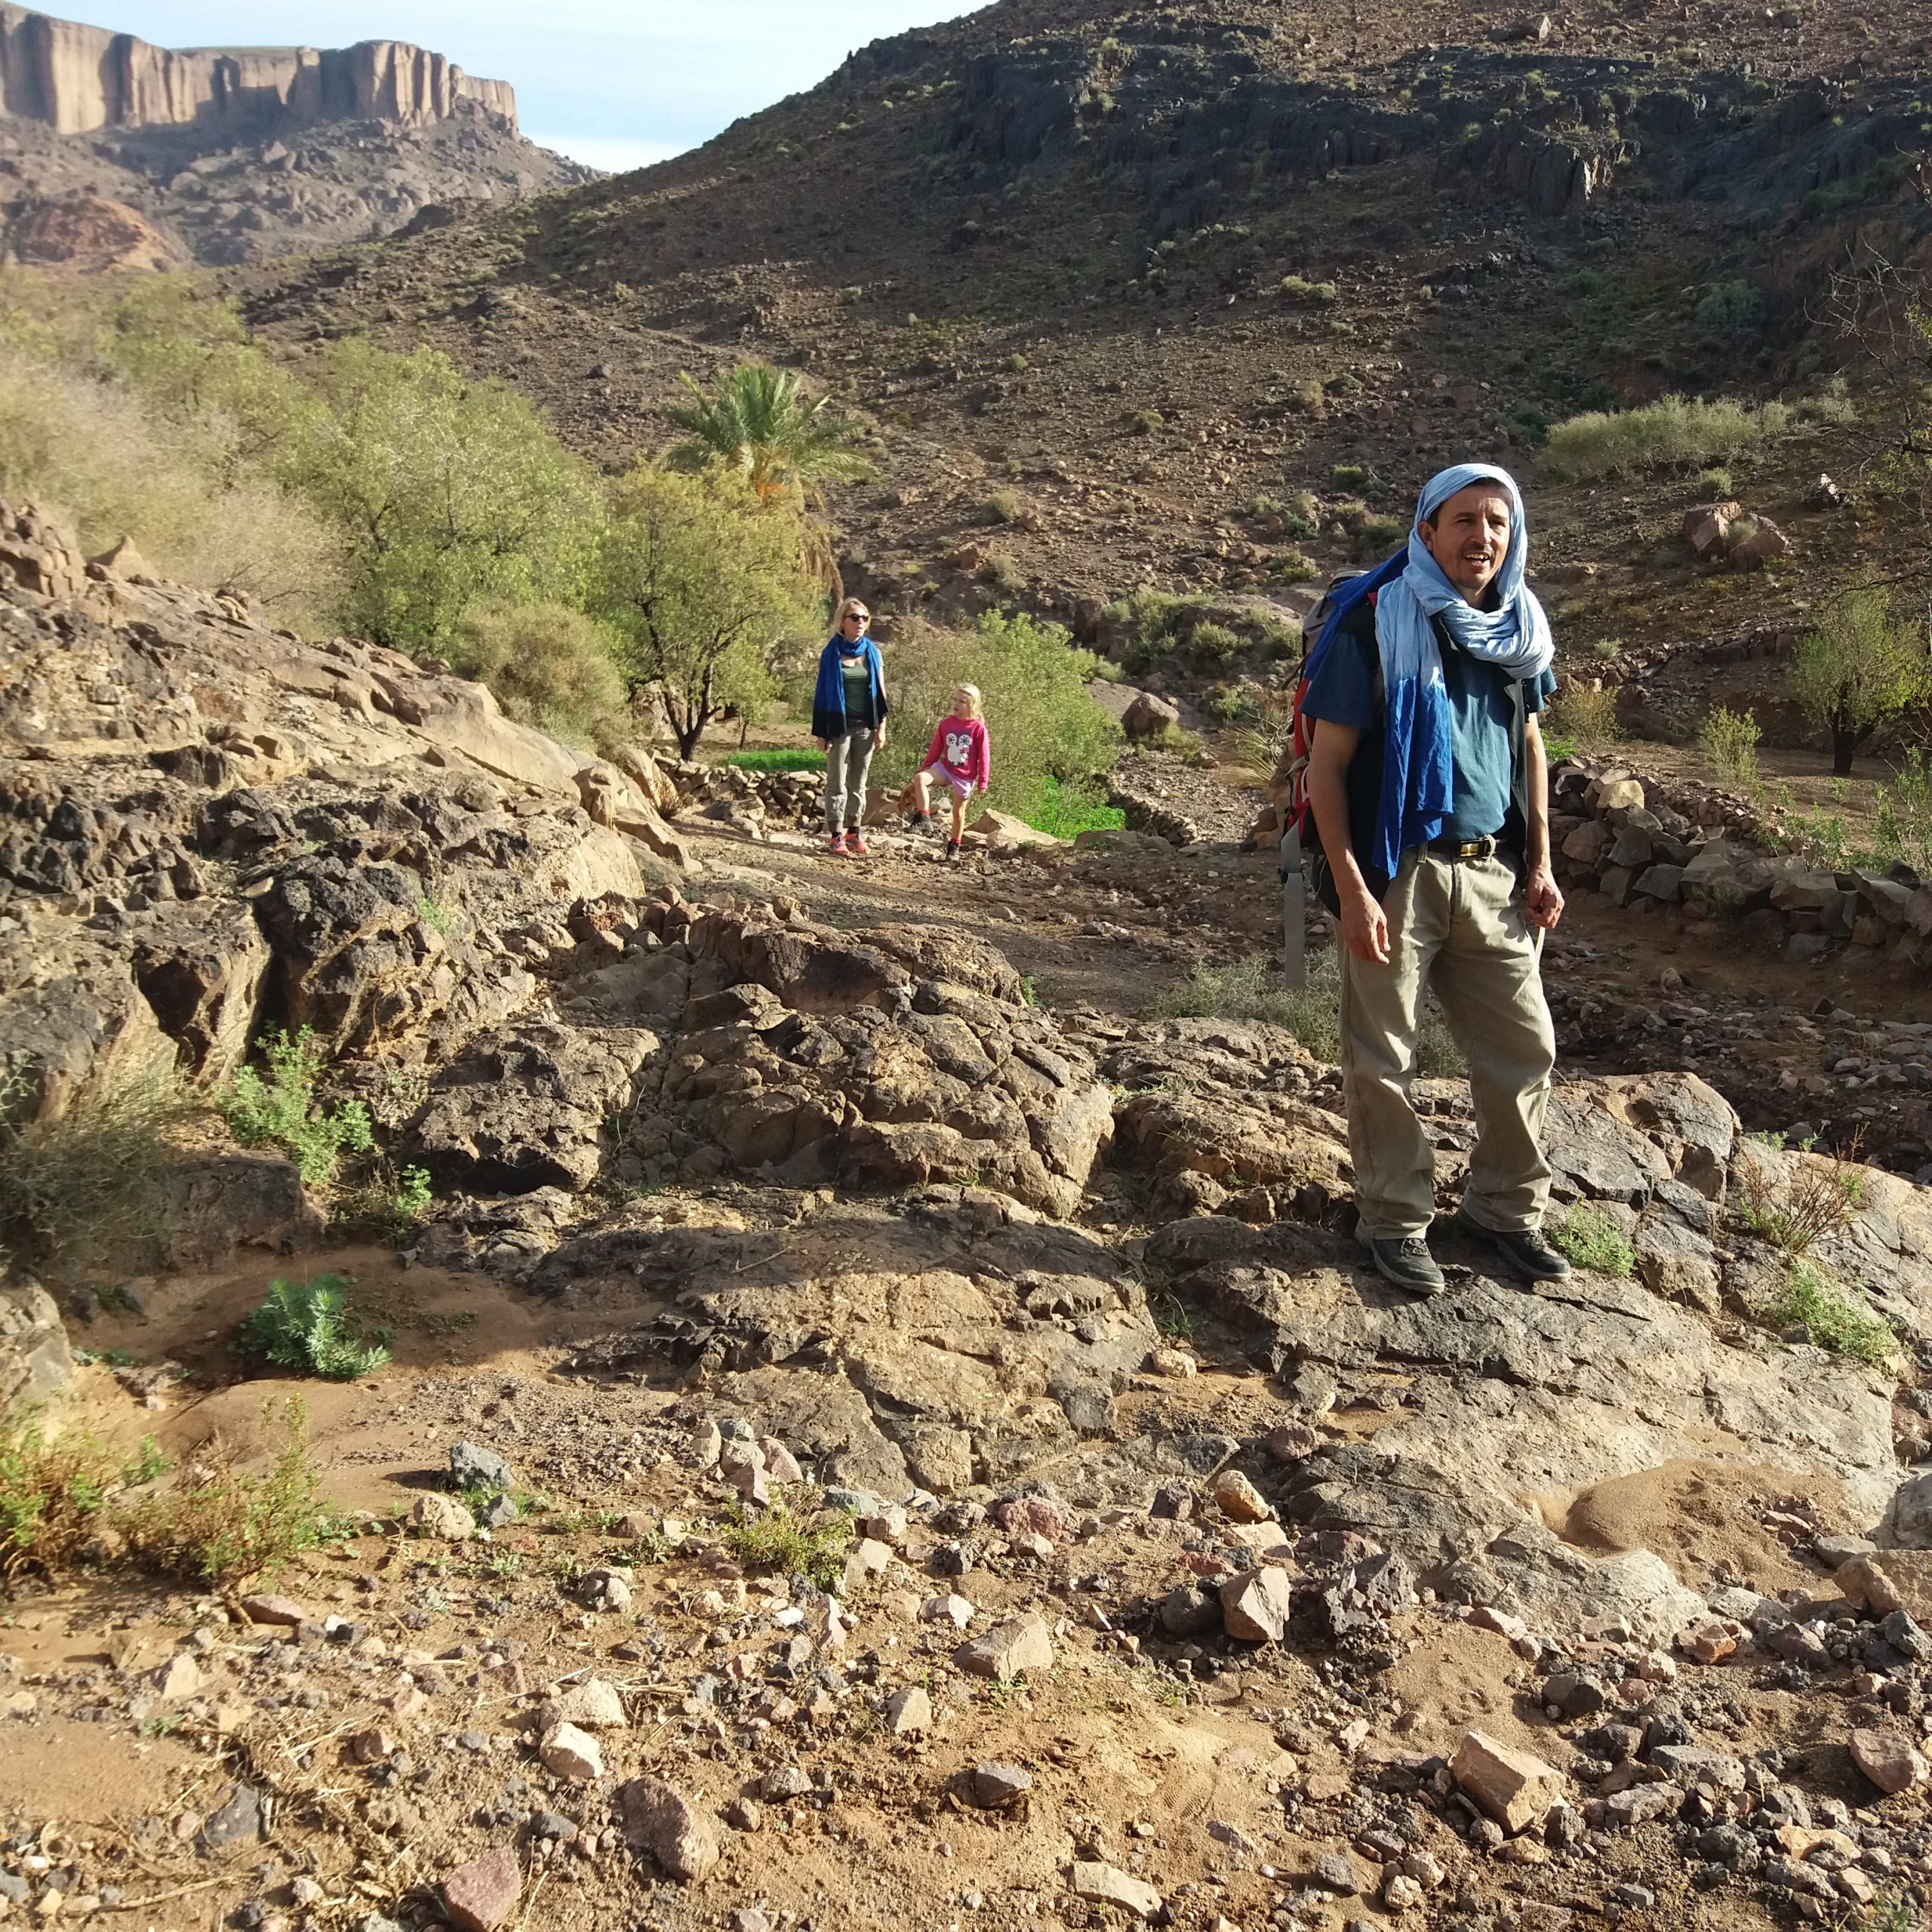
1457,838,1486,860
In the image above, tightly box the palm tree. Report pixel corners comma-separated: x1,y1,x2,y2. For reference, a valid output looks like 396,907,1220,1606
664,363,871,505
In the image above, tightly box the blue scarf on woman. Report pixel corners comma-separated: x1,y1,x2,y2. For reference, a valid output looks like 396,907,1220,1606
1370,463,1555,880
811,634,887,732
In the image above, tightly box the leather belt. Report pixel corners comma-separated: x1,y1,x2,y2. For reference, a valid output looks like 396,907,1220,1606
1425,835,1499,861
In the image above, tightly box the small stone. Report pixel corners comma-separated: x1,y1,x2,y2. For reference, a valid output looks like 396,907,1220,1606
152,1654,202,1700
1467,1606,1529,1642
923,1593,974,1629
1834,1558,1905,1618
617,1776,721,1880
1264,1422,1320,1461
344,1727,395,1765
968,1762,1032,1807
1310,1853,1359,1894
1678,1620,1737,1664
1400,1850,1447,1889
1220,1567,1294,1642
1540,1669,1607,1718
884,1685,931,1735
202,1783,263,1847
992,1495,1064,1540
238,1594,308,1628
1849,1727,1929,1795
1383,1874,1424,1912
540,1678,627,1730
1451,1731,1565,1837
759,1438,804,1483
576,1567,632,1613
480,1492,519,1529
954,1616,1053,1682
690,1418,722,1468
1211,1469,1272,1523
539,1721,604,1782
728,1913,771,1932
442,1847,520,1932
449,1441,515,1494
411,1494,476,1542
1069,1863,1161,1918
1147,1347,1197,1378
289,1878,325,1907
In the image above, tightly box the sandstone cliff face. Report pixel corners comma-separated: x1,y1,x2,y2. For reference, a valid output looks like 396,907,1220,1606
0,5,517,136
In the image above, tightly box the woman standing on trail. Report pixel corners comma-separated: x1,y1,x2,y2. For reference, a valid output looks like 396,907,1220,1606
812,597,888,857
907,683,990,863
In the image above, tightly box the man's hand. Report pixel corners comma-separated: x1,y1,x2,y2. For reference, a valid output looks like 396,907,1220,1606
1524,863,1564,931
1340,885,1391,964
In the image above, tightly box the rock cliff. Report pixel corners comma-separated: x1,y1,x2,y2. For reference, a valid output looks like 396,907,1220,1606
0,5,516,136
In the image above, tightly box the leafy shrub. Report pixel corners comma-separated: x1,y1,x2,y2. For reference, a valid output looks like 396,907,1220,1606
0,1066,192,1280
1790,589,1930,775
980,489,1024,525
220,1027,374,1188
123,1397,342,1586
1281,380,1326,414
1546,685,1620,749
719,1499,851,1593
1551,1206,1635,1277
445,601,627,747
1189,620,1245,661
1331,463,1373,490
1765,1261,1894,1365
1694,466,1734,497
1272,550,1319,586
1544,393,1794,480
870,610,1121,829
1694,281,1767,334
724,747,826,772
1795,377,1856,426
1350,512,1406,562
1131,409,1164,434
1154,953,1459,1073
979,552,1026,596
241,1273,392,1380
1279,275,1339,305
1700,705,1761,786
1869,749,1932,877
0,1409,165,1582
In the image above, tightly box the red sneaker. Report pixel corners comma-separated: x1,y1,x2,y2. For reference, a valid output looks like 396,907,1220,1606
829,832,848,856
847,830,871,857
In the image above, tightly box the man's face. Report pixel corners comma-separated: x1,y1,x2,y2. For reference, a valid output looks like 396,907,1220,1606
1420,485,1512,599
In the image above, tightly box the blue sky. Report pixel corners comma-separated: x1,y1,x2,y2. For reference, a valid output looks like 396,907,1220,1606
97,4,983,171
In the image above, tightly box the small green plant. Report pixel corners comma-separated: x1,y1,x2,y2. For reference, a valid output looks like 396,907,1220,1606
416,894,454,937
1694,466,1734,498
221,1028,374,1187
1022,778,1124,841
723,746,826,772
1330,463,1373,490
981,489,1024,525
0,1410,166,1582
1189,620,1244,662
718,1499,853,1593
1869,750,1932,877
241,1273,392,1380
1699,705,1761,786
1350,512,1406,562
1550,1206,1635,1277
1694,281,1767,335
1018,975,1040,1008
123,1397,343,1586
1278,275,1339,305
1764,1260,1894,1365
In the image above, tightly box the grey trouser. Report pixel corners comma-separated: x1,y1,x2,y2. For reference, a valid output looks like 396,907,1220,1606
1340,850,1555,1241
823,729,873,832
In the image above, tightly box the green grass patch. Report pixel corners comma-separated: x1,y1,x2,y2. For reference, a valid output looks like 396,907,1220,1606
1017,777,1124,841
723,747,826,773
1764,1261,1894,1366
1551,1205,1635,1277
718,1499,852,1593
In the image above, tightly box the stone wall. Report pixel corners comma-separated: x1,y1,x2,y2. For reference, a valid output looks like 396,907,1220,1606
0,6,516,136
1549,756,1931,966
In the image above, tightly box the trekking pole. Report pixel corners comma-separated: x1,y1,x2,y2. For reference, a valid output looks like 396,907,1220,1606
1281,819,1306,990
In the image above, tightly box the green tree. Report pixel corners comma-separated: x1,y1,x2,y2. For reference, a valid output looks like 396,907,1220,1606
285,339,602,654
665,362,871,503
592,463,817,758
445,601,628,748
1789,589,1930,774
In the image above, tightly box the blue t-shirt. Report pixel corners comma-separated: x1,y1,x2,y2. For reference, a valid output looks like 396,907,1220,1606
1303,611,1555,844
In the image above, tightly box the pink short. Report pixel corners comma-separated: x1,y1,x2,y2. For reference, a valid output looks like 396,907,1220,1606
920,762,975,801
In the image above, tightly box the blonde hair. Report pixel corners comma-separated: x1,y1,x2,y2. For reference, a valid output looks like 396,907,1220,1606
951,682,983,719
835,596,870,628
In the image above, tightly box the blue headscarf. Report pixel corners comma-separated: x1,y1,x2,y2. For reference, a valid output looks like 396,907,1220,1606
1370,463,1555,879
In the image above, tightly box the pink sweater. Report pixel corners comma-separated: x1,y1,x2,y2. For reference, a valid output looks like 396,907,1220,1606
921,715,991,790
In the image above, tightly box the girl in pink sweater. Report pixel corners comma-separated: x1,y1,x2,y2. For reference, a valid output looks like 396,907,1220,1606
907,683,990,860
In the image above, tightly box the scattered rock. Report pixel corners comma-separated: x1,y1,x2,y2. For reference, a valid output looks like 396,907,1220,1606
537,1721,604,1782
1220,1566,1294,1642
1069,1863,1162,1918
449,1441,515,1494
1211,1469,1272,1522
617,1776,722,1881
968,1762,1033,1807
1451,1731,1565,1836
954,1616,1053,1682
538,1678,627,1730
442,1848,521,1932
411,1494,476,1541
1849,1728,1930,1795
884,1685,932,1735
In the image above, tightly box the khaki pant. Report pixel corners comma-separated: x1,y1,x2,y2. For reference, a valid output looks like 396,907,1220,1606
1339,851,1555,1241
823,729,873,832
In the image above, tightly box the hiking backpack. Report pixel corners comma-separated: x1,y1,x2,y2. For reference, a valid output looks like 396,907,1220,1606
1276,549,1406,986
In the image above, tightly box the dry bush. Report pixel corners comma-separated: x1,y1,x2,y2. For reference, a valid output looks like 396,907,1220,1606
1546,684,1620,749
0,1409,165,1583
1544,393,1793,480
446,601,629,747
0,348,344,620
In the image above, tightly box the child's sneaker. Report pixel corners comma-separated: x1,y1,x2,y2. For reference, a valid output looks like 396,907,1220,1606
905,808,932,832
829,832,848,857
945,838,962,863
847,829,871,857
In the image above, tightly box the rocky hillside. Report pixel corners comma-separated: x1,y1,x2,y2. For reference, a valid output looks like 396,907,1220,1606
229,0,1932,654
0,6,592,268
3,496,1932,1926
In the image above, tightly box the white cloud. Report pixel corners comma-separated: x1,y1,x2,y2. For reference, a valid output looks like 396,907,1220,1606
525,132,682,174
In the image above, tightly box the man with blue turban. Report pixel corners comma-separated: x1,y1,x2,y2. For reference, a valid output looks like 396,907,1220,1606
1301,463,1568,1297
